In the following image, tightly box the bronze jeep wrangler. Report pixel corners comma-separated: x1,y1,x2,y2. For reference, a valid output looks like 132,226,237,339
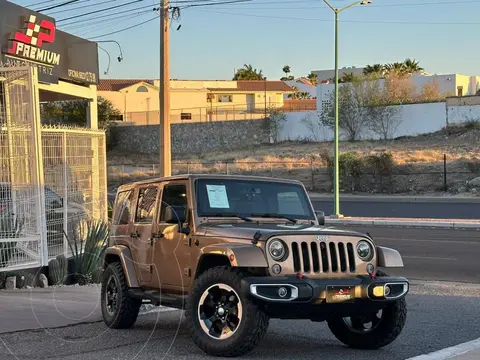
101,174,408,357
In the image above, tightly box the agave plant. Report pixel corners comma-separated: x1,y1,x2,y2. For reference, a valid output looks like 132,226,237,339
64,218,109,285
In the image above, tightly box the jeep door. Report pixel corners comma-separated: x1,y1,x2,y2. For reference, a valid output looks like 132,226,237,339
151,180,191,291
130,185,160,286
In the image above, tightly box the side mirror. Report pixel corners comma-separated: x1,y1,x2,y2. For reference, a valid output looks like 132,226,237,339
315,210,325,226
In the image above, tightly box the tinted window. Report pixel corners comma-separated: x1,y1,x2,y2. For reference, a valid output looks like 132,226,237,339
195,179,314,220
159,183,187,223
135,187,158,223
113,190,134,225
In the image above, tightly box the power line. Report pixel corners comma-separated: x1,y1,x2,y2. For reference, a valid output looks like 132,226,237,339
60,4,156,26
26,0,57,7
178,0,252,9
205,0,480,9
57,0,145,22
37,0,82,11
72,11,153,37
63,9,153,31
192,8,480,25
47,0,114,15
87,15,159,39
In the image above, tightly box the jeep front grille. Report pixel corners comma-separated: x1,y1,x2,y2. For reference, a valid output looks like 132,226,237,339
291,241,356,274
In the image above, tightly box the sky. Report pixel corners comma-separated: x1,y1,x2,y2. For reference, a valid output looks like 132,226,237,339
10,0,480,81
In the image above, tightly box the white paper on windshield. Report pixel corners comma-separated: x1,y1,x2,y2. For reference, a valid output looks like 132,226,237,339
206,185,230,208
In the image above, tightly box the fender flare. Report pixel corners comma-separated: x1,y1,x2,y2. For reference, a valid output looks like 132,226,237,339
376,246,404,268
197,243,268,268
103,245,140,288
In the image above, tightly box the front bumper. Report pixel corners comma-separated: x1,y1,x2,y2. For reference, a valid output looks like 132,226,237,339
241,275,409,305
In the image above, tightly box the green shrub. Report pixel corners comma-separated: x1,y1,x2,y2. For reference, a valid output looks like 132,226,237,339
66,219,109,285
466,160,480,173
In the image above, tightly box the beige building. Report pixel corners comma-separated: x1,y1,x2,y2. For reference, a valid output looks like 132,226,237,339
98,79,293,125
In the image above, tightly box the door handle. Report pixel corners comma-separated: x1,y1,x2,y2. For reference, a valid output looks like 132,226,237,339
130,232,139,238
152,233,164,239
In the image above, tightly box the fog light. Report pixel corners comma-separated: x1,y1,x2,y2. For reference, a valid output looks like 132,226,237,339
278,287,287,298
373,286,384,297
272,264,282,275
366,263,374,274
385,285,391,296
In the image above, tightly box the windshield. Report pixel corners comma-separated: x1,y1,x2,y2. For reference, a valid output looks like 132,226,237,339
195,178,315,220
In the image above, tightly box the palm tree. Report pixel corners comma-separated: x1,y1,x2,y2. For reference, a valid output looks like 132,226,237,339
403,58,423,74
384,62,407,77
307,72,318,86
363,64,384,76
338,72,357,83
281,65,294,81
232,64,264,80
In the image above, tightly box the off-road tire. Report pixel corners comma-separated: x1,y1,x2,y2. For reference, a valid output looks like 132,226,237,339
327,270,407,349
101,261,142,329
185,266,270,357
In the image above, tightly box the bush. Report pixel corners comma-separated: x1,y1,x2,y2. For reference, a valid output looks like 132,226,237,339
467,160,480,174
65,219,109,285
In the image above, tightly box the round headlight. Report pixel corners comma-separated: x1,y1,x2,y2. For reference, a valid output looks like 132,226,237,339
357,240,373,261
268,239,286,261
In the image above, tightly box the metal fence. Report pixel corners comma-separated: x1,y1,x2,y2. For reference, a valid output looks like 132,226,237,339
118,100,318,125
1,67,107,272
107,158,480,195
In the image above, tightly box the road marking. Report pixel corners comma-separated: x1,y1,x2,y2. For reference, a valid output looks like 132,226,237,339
405,337,480,360
403,256,457,261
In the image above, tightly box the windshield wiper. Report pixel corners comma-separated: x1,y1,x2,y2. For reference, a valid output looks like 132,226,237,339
211,212,253,222
250,213,298,224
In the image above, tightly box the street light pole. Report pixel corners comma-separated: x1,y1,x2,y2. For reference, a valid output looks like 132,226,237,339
322,0,371,218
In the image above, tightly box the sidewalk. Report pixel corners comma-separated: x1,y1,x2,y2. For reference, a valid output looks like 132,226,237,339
407,337,480,360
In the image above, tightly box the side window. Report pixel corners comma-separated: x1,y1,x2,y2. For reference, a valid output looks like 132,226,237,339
135,187,158,223
159,183,187,223
113,190,134,225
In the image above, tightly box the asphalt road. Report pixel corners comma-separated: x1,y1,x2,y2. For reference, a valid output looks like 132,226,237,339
1,284,480,360
311,199,480,219
334,225,480,283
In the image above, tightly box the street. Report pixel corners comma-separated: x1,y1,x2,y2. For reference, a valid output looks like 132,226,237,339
333,225,480,283
311,198,480,219
0,284,480,360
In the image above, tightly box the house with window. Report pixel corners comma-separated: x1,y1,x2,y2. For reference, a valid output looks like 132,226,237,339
97,79,293,125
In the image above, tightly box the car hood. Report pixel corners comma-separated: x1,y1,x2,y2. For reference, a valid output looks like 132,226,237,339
198,222,369,241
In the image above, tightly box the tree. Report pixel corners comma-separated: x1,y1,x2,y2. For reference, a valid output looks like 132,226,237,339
420,79,442,101
384,62,407,77
307,72,318,86
262,106,287,144
319,77,401,141
288,86,300,99
339,72,360,83
233,64,264,80
280,65,294,81
403,58,423,74
363,64,384,76
384,73,417,103
40,96,121,129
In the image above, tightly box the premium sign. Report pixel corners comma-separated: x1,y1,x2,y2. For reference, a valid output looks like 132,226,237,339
0,0,99,85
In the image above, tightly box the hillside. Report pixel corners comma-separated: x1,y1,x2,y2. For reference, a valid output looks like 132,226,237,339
107,123,480,195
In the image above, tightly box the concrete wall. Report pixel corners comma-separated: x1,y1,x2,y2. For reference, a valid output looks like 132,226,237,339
109,119,268,155
278,102,447,142
447,105,480,124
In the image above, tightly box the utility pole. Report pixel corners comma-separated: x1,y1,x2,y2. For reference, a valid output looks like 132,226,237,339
159,0,171,177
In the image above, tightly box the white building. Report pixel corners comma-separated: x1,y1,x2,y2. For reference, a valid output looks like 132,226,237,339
316,73,480,112
283,78,316,99
311,66,365,83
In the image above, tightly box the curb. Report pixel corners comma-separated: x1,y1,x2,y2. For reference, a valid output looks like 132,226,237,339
308,194,480,203
324,218,480,230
